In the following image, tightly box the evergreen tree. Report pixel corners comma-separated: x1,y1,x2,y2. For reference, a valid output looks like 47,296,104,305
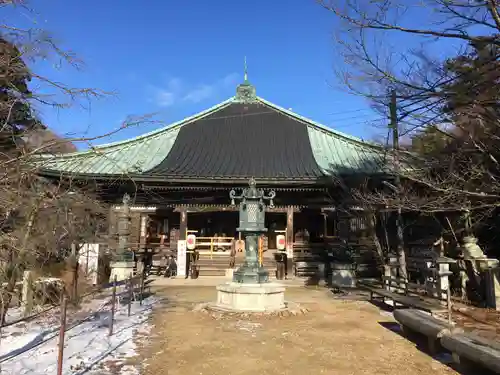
0,36,42,154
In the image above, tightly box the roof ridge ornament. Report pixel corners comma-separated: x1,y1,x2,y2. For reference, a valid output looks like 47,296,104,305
234,56,257,103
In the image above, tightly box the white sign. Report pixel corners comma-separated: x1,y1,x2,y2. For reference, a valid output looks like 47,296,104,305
78,243,100,285
186,234,196,250
177,240,187,277
276,235,286,250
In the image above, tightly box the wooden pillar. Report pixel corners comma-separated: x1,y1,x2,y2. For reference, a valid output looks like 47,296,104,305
179,208,188,241
286,206,294,278
322,211,328,239
178,208,188,278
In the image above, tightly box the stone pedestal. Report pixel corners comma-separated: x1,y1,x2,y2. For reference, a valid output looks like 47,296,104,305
331,263,356,288
109,261,135,282
461,236,500,308
385,254,399,291
215,282,285,312
436,257,456,301
225,268,234,278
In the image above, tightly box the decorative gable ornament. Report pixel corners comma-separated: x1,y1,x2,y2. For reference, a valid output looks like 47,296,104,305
235,81,257,103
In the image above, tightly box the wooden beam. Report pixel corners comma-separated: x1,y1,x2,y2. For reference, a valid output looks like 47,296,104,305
173,204,300,213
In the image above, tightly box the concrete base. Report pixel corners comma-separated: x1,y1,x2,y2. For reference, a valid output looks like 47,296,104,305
109,261,135,282
215,282,286,312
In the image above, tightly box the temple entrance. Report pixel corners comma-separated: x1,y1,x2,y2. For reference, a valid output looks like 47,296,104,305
188,211,238,239
186,211,238,253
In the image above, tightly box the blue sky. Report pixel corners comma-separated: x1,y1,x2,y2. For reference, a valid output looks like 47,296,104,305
5,0,454,149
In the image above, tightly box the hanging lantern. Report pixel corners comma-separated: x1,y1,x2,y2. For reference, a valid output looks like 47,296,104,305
186,234,196,250
277,234,286,250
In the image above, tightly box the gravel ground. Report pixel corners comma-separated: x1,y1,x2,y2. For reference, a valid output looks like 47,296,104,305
135,286,471,375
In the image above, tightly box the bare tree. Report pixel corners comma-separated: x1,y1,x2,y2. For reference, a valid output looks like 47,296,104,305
320,0,500,215
0,1,156,323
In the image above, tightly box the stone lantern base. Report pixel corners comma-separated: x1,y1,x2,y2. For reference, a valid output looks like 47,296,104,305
233,265,269,284
109,261,135,282
331,262,357,288
215,282,286,312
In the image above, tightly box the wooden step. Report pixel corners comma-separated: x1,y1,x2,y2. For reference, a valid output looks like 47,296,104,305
198,268,226,276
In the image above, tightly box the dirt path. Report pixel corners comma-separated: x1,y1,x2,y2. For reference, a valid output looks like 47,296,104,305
137,286,463,375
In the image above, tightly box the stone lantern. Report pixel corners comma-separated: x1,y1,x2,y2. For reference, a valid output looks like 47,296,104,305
212,178,286,313
230,177,275,284
109,193,135,281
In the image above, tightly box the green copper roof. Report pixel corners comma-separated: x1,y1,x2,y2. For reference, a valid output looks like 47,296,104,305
256,97,390,175
37,98,234,175
38,88,390,179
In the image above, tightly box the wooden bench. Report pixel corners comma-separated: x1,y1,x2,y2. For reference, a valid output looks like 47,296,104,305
358,277,448,315
394,309,462,354
441,332,500,373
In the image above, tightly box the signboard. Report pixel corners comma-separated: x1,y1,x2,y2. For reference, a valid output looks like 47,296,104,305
177,240,187,277
276,235,286,250
186,234,196,250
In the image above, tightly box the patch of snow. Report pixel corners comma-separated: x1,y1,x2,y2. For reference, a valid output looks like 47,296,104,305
4,307,23,324
0,294,160,375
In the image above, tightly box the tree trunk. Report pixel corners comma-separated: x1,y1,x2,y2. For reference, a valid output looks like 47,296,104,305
368,212,385,264
1,198,42,323
1,275,19,325
396,208,408,280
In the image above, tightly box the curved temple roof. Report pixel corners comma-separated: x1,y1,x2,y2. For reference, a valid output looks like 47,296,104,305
38,82,392,184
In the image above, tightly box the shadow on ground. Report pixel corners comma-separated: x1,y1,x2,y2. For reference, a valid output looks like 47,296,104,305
378,321,495,375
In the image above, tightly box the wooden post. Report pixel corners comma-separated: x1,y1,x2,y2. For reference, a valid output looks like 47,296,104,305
447,283,453,327
140,272,144,306
21,271,34,317
57,296,68,375
322,212,328,239
109,275,117,336
71,243,79,304
127,274,133,317
285,206,294,278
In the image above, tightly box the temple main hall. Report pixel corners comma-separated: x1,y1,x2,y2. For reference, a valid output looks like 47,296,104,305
39,75,391,278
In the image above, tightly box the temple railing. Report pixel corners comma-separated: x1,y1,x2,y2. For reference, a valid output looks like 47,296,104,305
195,236,235,259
